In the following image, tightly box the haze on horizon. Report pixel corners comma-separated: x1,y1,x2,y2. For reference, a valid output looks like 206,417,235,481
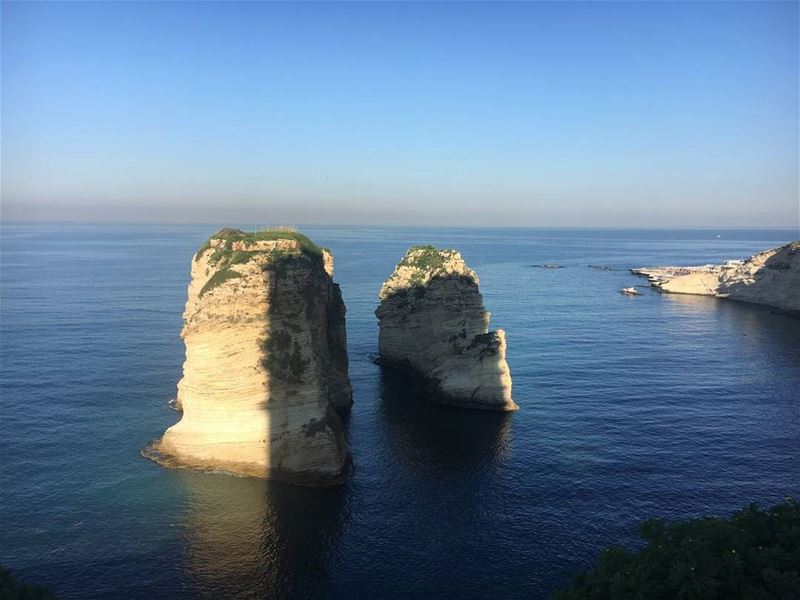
1,1,798,228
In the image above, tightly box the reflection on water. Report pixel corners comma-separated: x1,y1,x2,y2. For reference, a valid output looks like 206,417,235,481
659,291,721,315
173,370,513,600
4,224,799,600
661,293,800,347
377,368,512,477
178,471,347,599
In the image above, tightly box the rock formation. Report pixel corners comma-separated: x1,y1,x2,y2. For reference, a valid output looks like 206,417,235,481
376,246,516,411
144,228,352,485
632,241,800,314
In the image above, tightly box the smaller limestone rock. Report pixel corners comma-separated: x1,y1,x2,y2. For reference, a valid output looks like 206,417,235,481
376,246,516,411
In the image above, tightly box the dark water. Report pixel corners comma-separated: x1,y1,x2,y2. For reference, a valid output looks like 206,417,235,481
1,224,799,599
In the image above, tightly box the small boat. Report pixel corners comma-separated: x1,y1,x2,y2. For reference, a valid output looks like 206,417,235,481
620,287,639,295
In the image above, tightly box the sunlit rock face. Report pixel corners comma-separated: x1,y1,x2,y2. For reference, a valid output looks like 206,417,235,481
376,246,516,411
144,228,352,485
659,242,800,313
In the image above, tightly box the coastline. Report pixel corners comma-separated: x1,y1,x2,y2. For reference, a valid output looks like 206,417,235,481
630,241,800,315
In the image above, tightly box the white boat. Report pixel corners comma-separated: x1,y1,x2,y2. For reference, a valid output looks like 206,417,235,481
621,287,639,295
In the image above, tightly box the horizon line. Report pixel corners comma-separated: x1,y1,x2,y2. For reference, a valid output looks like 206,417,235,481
1,219,798,233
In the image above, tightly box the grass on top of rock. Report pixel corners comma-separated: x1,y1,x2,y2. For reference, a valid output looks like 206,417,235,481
195,227,326,265
399,245,455,272
195,227,327,298
397,245,474,289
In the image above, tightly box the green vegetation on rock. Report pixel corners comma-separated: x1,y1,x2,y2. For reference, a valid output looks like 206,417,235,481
193,227,332,383
554,500,800,600
199,268,243,298
196,227,324,265
400,245,450,287
396,245,476,289
399,245,451,271
194,227,325,298
260,328,310,383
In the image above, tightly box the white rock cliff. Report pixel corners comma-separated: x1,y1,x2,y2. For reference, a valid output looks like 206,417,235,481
376,246,516,411
634,241,800,314
144,229,352,485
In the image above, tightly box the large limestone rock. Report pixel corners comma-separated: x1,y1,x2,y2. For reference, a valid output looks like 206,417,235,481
144,228,352,485
376,246,516,411
636,242,800,314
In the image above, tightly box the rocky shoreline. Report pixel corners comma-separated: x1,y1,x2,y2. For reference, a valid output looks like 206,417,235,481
631,241,799,314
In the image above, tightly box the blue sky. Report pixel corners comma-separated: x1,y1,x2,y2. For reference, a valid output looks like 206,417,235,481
1,1,798,226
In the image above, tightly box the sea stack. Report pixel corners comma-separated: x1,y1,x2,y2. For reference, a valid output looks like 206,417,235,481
144,228,352,485
633,241,800,314
376,246,516,411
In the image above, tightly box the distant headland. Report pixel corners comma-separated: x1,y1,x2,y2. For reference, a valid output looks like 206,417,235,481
632,241,800,314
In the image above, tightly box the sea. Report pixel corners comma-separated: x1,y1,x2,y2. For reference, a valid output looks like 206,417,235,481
1,224,798,599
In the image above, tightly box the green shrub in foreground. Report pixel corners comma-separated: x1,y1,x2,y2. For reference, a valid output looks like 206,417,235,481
555,500,800,600
0,565,54,600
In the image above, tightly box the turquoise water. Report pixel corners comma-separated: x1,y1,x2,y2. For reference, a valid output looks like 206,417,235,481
1,224,798,599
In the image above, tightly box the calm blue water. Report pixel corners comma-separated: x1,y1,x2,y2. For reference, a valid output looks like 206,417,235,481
1,224,799,599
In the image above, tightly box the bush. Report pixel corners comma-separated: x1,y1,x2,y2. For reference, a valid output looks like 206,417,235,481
555,500,800,600
260,328,309,383
0,566,54,600
399,245,450,271
198,268,243,297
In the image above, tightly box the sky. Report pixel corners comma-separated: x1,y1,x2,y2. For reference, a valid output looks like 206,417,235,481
1,1,798,227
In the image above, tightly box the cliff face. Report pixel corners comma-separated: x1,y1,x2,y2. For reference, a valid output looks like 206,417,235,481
144,229,352,485
639,242,800,314
376,246,516,411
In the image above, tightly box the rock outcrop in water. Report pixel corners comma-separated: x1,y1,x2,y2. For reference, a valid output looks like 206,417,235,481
144,228,352,485
376,246,516,411
632,241,800,314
